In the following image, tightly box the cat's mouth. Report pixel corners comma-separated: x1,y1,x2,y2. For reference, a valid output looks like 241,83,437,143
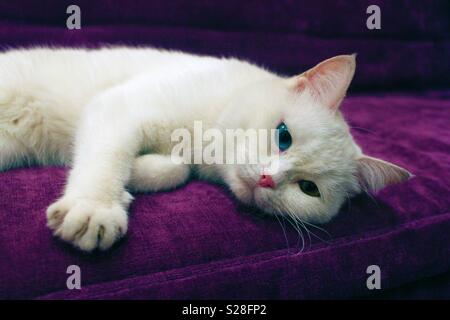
235,166,273,206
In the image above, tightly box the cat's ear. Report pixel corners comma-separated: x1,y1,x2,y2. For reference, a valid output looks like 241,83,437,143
292,54,356,110
357,155,413,192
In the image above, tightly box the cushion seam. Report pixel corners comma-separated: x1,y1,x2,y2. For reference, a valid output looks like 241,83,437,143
36,211,450,299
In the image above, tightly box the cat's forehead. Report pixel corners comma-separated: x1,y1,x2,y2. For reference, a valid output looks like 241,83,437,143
288,138,357,174
283,106,358,175
284,99,349,142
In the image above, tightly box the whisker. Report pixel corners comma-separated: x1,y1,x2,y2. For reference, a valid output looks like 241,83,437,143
274,198,306,253
281,197,333,246
271,197,304,254
296,218,313,250
274,213,291,254
300,219,333,244
285,212,306,253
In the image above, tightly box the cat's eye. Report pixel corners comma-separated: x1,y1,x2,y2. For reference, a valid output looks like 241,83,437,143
299,180,320,197
276,122,292,151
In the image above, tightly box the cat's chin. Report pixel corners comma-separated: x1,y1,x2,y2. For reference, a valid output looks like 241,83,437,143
230,175,279,215
227,167,287,215
252,188,278,215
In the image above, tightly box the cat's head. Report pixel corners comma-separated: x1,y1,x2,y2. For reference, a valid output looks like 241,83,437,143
218,54,412,224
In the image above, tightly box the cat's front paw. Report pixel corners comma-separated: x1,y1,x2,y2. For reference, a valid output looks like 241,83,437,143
46,197,128,252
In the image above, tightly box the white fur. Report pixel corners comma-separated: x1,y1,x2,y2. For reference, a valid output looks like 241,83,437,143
0,47,411,251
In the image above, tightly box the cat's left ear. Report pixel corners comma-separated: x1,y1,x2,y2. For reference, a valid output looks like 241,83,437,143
291,54,356,111
357,155,413,192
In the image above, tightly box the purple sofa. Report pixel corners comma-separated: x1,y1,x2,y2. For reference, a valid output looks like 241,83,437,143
0,1,449,299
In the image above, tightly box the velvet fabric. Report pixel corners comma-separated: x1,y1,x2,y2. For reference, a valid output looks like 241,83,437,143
0,1,449,299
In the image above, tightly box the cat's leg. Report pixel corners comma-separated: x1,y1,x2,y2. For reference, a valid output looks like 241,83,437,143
46,90,156,252
0,81,72,169
0,130,30,171
128,154,190,192
0,85,33,170
0,131,18,171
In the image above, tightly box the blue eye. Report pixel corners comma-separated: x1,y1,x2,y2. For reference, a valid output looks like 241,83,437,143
276,122,292,151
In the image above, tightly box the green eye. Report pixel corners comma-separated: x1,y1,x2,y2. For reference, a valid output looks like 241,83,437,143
276,122,292,151
299,180,320,197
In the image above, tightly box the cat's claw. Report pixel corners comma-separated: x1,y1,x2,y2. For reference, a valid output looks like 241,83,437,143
46,197,128,252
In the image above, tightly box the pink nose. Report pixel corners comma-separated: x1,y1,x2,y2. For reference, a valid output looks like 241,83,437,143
259,174,275,189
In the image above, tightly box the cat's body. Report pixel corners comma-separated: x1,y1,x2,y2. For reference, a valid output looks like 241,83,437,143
0,47,266,165
0,47,411,251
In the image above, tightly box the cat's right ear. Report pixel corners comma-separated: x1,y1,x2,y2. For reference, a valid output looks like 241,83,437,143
289,54,356,111
357,155,413,192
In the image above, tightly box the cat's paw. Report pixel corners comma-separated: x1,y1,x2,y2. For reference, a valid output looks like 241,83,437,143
46,197,128,252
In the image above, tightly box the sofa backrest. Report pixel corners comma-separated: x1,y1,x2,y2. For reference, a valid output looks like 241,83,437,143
0,0,449,91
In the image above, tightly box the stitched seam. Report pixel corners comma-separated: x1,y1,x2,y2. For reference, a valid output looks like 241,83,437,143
36,211,450,299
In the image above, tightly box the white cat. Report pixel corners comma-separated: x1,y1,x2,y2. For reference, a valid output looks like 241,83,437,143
0,47,411,251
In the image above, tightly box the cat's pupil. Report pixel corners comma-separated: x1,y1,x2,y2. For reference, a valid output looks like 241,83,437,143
299,180,320,197
276,122,292,151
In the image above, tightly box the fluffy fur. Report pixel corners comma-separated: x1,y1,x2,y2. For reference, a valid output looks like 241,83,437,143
0,47,411,251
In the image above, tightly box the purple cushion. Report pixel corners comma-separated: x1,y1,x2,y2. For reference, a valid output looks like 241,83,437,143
1,92,449,299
